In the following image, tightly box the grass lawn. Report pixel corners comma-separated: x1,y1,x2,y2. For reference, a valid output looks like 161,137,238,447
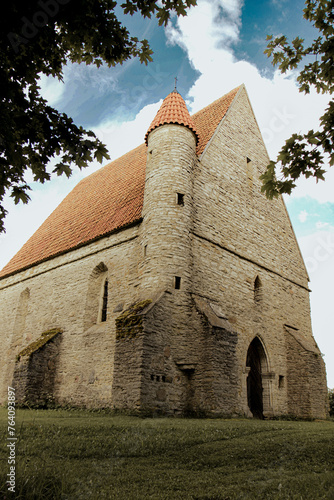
0,408,333,499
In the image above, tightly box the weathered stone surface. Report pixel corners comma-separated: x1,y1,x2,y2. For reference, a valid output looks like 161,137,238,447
0,86,327,417
12,330,62,406
0,225,142,408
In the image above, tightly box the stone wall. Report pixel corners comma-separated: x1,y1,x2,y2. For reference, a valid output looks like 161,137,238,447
0,224,142,407
140,123,197,295
193,86,309,289
285,327,328,419
12,329,62,406
139,291,205,416
112,291,241,416
190,86,327,417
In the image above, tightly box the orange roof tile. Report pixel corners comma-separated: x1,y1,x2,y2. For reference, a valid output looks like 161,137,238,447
145,90,199,145
0,86,240,279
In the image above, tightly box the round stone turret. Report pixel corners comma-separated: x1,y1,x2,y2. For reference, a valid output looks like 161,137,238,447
141,91,198,294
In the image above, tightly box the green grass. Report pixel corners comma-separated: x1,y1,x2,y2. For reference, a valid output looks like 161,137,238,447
0,408,333,499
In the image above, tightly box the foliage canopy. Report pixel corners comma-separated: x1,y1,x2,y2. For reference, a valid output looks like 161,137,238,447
0,0,196,233
261,0,333,198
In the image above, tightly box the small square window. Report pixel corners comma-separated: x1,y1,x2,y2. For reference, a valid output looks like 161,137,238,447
177,193,184,206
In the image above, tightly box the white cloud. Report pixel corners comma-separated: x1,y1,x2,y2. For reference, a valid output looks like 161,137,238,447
316,221,330,230
38,73,65,106
298,210,308,223
92,100,161,161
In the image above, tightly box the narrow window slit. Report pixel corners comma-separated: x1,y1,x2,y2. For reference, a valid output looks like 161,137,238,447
101,278,108,322
174,276,181,290
254,276,262,303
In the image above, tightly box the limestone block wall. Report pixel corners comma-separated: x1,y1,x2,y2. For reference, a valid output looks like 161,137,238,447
140,291,200,415
191,233,319,414
190,86,327,417
111,299,153,411
140,124,197,295
12,330,62,406
0,224,142,407
111,290,230,416
114,291,241,416
189,298,240,415
193,86,309,289
285,329,327,418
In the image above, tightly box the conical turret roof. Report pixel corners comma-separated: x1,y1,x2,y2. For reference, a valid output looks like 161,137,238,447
145,90,199,145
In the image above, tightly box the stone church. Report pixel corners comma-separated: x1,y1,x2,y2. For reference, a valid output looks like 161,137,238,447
0,85,328,418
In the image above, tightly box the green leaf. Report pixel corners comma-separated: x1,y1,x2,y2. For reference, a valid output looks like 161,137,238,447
10,186,31,205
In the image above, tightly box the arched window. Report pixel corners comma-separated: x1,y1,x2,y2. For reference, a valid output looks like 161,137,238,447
101,278,108,322
8,288,30,361
254,275,262,303
15,287,30,332
84,262,108,330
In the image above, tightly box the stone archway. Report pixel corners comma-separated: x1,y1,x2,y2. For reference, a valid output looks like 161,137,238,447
246,337,270,419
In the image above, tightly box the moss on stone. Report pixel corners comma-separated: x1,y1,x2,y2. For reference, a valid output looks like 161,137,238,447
116,300,152,340
17,328,63,360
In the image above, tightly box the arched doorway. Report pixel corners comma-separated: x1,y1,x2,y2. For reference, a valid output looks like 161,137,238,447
246,337,268,419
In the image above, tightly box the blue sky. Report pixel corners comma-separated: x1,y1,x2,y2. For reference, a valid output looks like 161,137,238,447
287,197,334,237
51,0,319,127
1,0,333,385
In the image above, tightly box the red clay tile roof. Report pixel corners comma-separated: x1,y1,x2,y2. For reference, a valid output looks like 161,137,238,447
145,90,199,145
0,86,240,279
